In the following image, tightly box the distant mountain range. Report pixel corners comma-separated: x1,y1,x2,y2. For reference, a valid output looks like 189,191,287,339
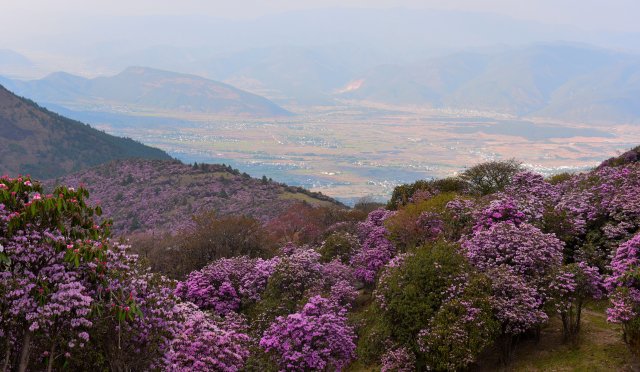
0,84,171,179
2,66,290,117
3,43,640,123
80,43,640,123
337,44,640,124
46,159,343,234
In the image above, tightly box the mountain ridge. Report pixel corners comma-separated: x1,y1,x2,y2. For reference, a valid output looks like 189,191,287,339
0,84,172,179
3,66,291,117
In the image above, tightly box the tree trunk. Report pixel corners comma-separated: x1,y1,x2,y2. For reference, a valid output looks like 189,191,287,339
46,343,56,372
576,302,583,334
1,337,10,372
17,330,32,372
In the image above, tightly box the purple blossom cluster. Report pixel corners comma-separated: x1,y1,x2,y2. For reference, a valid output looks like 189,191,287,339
175,256,278,315
165,303,250,371
473,198,527,231
259,295,356,371
462,222,564,340
606,233,640,326
503,171,560,221
555,163,640,237
462,222,564,280
351,209,397,283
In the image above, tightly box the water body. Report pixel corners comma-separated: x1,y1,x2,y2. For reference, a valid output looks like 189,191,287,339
450,120,613,140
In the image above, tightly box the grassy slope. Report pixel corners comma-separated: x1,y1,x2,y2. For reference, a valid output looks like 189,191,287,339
506,308,632,371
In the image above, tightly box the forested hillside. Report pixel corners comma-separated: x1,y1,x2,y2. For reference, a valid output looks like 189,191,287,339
0,84,171,179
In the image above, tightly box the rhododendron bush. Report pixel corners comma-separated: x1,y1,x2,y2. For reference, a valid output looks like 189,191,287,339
0,176,186,371
260,295,356,371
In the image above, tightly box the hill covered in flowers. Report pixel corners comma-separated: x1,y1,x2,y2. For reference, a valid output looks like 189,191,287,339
2,146,640,371
46,158,343,235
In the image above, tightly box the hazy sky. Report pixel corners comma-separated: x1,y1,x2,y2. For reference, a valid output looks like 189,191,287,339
2,0,639,32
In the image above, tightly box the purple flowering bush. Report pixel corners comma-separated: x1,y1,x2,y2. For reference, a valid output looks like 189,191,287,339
351,209,396,284
165,303,251,371
473,197,527,232
461,222,564,359
462,221,564,281
175,256,278,316
606,233,640,351
546,262,603,341
0,176,182,371
259,295,356,371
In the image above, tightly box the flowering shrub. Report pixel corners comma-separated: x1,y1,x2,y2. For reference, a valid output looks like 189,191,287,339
606,233,640,351
369,241,496,370
175,256,278,316
488,268,547,361
251,247,325,326
385,192,456,250
462,222,564,359
503,171,560,222
165,303,250,371
462,222,564,281
443,198,476,240
318,231,359,264
380,346,415,372
0,176,181,371
351,209,396,284
473,198,527,232
416,271,498,370
546,262,603,341
260,295,356,371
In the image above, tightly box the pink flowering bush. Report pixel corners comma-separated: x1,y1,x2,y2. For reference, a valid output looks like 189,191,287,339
259,295,356,371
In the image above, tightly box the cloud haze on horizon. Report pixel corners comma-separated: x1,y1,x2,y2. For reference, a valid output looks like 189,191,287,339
1,0,639,32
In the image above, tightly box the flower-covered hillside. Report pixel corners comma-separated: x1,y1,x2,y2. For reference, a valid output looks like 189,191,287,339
46,159,342,234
